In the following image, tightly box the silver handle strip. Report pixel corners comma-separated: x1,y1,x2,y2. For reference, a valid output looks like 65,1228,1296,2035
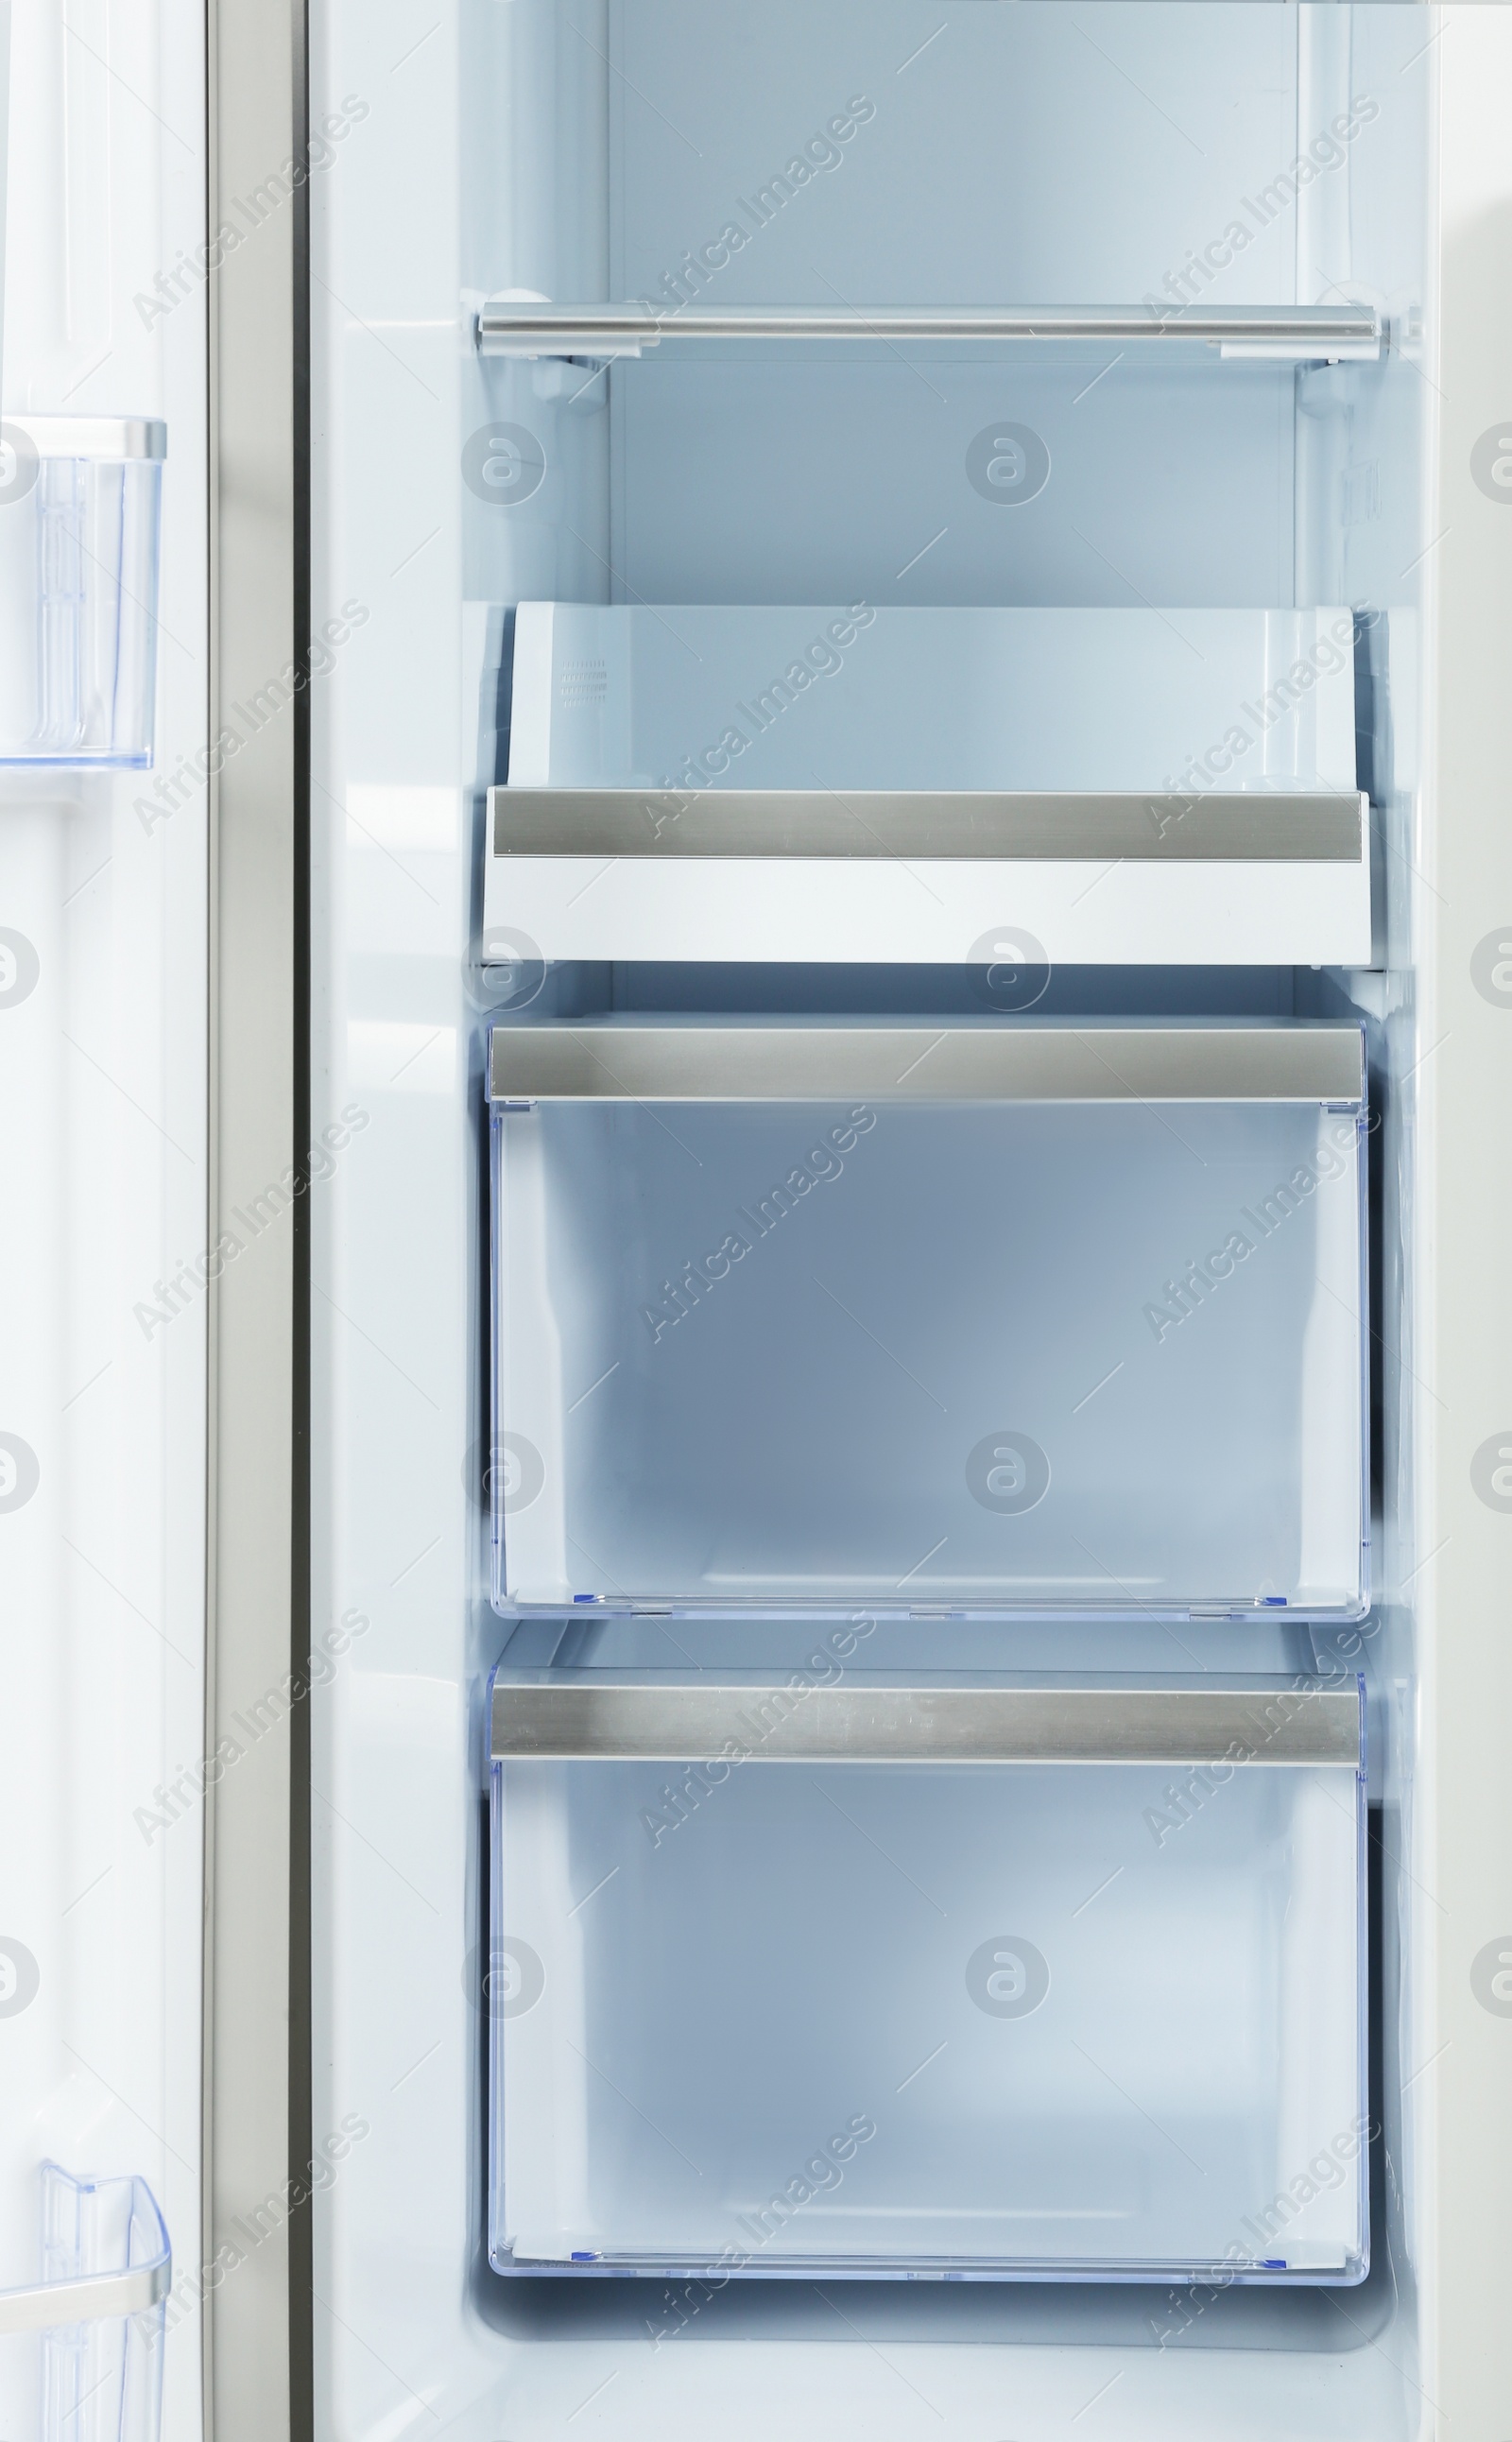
478,301,1383,355
491,1682,1363,1767
491,787,1365,864
0,2257,171,2334
489,1024,1365,1107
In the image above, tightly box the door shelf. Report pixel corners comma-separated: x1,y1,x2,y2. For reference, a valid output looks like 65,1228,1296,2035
0,2166,170,2442
489,1019,1369,1620
487,1656,1367,2281
0,419,165,769
485,605,1371,966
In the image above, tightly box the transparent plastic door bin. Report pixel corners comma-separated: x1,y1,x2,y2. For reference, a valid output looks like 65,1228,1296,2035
488,1661,1367,2281
0,419,165,766
0,2165,170,2442
490,1021,1368,1617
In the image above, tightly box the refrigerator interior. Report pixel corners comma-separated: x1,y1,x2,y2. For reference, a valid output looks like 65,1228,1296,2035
310,4,1431,2433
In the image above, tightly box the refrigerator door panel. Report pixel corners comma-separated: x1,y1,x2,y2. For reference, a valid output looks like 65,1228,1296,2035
0,0,206,2433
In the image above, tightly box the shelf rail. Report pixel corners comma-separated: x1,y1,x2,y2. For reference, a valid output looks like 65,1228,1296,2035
477,300,1384,359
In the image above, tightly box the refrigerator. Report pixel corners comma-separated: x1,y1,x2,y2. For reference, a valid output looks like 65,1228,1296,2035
4,2,1512,2437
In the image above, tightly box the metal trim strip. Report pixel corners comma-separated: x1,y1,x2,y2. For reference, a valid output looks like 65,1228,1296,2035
490,787,1365,863
0,2256,172,2336
477,301,1383,355
490,1681,1364,1767
488,1023,1366,1106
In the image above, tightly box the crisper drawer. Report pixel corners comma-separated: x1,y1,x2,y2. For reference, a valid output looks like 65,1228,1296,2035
489,1022,1367,1618
487,1664,1367,2282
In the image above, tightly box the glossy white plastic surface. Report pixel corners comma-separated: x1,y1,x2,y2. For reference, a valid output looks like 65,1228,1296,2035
0,4,208,2439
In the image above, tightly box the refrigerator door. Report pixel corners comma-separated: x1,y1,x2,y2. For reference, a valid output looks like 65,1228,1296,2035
0,0,207,2435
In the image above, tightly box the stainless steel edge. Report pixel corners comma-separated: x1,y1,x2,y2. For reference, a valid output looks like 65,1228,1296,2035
0,2256,173,2336
477,300,1383,352
488,1023,1366,1106
6,414,168,460
490,786,1365,863
207,0,298,2427
490,1682,1363,1767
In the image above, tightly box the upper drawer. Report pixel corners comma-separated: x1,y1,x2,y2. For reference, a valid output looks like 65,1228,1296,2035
484,605,1371,967
489,1020,1367,1618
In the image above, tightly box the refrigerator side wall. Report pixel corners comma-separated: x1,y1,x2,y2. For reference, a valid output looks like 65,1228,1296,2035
1425,12,1512,2434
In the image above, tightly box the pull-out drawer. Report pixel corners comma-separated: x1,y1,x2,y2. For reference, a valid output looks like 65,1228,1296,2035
487,1663,1367,2282
489,1022,1367,1618
483,604,1371,967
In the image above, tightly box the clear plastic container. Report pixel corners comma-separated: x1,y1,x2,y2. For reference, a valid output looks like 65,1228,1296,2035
490,1020,1368,1618
500,604,1359,796
0,419,165,766
483,603,1372,969
0,2165,169,2442
487,1647,1368,2282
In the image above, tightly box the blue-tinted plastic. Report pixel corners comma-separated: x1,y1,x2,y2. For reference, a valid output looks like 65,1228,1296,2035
487,1658,1368,2282
490,1070,1369,1619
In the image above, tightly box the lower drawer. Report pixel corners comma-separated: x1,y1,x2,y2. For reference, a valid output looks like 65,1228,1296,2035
487,1667,1367,2282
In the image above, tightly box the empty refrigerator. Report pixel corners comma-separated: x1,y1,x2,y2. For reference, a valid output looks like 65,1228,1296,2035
302,7,1511,2440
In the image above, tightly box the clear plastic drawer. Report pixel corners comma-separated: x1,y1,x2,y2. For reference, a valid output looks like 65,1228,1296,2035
487,1648,1367,2282
484,603,1370,968
0,420,165,767
490,1021,1368,1619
